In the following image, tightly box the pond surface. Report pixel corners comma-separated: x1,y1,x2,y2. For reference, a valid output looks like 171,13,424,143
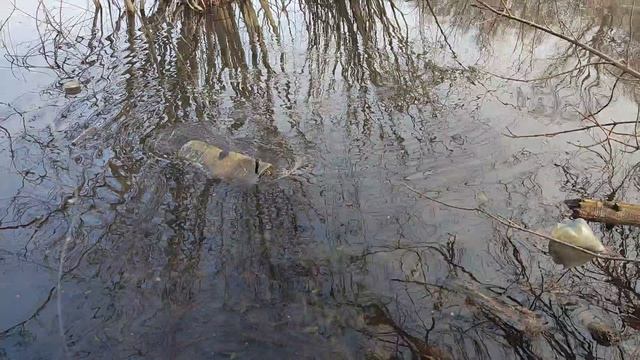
2,0,640,359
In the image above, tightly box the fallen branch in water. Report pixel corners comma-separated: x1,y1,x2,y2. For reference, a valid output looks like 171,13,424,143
401,183,640,264
473,0,640,80
566,199,640,227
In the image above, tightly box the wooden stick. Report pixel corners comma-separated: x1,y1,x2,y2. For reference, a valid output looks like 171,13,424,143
474,0,640,80
566,198,640,227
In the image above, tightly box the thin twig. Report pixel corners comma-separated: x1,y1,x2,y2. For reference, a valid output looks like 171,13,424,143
505,121,640,138
0,216,43,230
474,0,640,79
0,0,17,34
401,183,640,264
423,0,466,69
0,286,56,335
483,61,612,83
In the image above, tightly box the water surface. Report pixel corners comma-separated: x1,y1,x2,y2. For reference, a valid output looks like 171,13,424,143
2,0,640,359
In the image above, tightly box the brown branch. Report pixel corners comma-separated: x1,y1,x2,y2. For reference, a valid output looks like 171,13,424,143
566,198,640,226
402,183,640,264
474,0,640,80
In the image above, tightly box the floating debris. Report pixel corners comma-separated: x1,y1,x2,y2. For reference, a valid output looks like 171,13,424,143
361,303,453,360
549,219,605,268
578,310,621,347
63,79,82,95
457,281,547,337
475,191,489,207
71,126,98,146
178,140,273,184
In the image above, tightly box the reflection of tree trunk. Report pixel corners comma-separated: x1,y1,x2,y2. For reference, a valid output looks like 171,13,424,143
204,11,220,90
239,0,272,71
125,0,136,14
176,7,201,115
139,0,146,17
211,4,246,70
162,178,211,357
239,1,260,68
252,189,277,284
126,12,136,71
258,0,279,42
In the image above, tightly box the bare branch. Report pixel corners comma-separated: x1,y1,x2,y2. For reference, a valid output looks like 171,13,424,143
474,0,640,79
424,0,466,69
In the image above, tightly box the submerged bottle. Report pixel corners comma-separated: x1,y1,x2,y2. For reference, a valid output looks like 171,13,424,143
549,218,605,268
178,140,273,184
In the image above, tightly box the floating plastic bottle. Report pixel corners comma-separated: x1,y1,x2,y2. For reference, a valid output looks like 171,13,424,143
178,140,273,184
549,218,605,268
63,79,82,95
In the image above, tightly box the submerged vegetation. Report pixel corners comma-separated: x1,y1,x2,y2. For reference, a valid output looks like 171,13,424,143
1,0,640,358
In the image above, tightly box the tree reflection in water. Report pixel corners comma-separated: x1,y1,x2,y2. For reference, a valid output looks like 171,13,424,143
1,0,640,358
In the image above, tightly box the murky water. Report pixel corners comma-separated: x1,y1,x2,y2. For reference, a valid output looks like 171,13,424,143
2,0,640,358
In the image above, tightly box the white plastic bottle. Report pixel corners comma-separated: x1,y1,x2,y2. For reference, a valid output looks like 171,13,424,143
549,218,605,268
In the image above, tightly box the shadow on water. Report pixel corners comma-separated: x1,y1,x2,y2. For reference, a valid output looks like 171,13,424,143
2,0,640,358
